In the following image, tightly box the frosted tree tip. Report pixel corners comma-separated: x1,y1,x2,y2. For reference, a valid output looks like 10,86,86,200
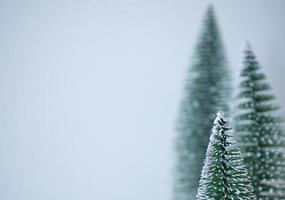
242,40,252,52
216,111,228,122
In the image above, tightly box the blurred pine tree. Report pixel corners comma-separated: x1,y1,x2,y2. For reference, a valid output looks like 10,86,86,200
175,5,231,200
234,41,285,199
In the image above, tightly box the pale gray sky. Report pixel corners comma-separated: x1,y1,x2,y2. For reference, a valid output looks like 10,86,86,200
0,0,285,200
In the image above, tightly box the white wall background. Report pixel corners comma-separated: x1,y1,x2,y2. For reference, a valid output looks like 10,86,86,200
0,0,285,199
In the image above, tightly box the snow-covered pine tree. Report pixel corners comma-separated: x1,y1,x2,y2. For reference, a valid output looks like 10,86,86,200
234,41,285,199
197,112,256,200
175,5,230,200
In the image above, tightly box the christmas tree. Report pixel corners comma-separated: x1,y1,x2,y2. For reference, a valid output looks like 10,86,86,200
175,5,230,200
234,41,285,199
197,112,256,200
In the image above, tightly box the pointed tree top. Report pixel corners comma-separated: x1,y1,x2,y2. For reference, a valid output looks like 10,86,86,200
216,111,228,122
207,4,214,11
242,40,252,52
206,4,215,17
213,111,230,128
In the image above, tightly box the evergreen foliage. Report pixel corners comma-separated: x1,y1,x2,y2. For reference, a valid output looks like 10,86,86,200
175,5,230,200
197,112,256,200
234,42,285,199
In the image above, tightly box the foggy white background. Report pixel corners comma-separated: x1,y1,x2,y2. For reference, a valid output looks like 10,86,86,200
0,0,285,199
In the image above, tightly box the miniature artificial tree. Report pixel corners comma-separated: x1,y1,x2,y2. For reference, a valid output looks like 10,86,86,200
197,112,256,200
234,42,285,199
175,5,230,199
